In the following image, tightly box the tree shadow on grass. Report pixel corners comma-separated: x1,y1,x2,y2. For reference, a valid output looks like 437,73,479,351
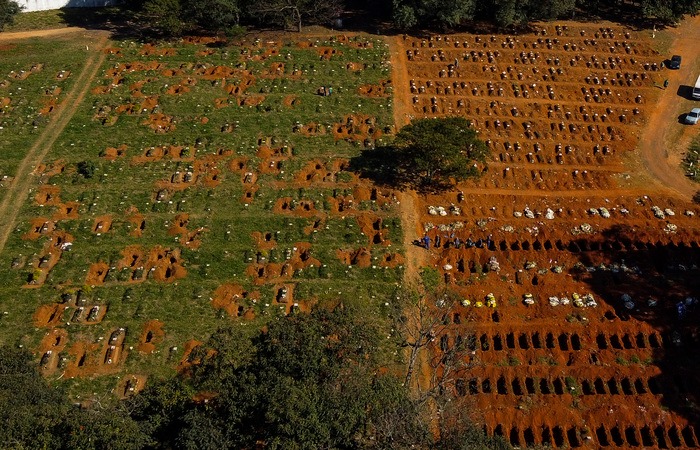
56,6,147,39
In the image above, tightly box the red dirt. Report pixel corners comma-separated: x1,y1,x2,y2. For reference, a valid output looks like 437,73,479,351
273,197,318,217
88,245,186,284
336,247,372,267
332,114,383,143
34,159,66,182
38,328,68,373
142,113,176,133
293,121,326,136
177,339,203,374
356,213,391,247
52,201,79,220
102,144,127,160
34,185,61,206
294,159,355,185
252,231,278,250
92,215,112,234
137,320,164,353
117,374,147,398
182,36,225,46
168,213,206,249
211,283,259,318
346,62,367,72
105,61,164,78
125,207,146,237
23,217,54,240
131,145,193,164
139,44,176,56
358,80,392,97
316,47,342,60
86,261,109,285
389,22,700,448
245,242,321,285
282,95,300,108
33,303,64,327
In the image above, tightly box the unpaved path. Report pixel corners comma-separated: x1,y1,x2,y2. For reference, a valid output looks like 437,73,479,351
388,35,427,288
0,27,88,41
0,32,109,254
637,14,700,200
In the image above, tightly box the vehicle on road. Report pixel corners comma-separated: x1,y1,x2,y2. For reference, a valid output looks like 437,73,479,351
669,55,682,69
686,108,700,125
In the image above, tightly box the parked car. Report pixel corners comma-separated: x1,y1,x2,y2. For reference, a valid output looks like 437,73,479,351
686,108,700,125
669,55,682,69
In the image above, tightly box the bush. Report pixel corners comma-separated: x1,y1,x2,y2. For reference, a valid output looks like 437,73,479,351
77,160,96,179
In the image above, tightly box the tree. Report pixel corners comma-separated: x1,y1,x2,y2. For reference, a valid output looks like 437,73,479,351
392,0,476,29
77,160,96,179
248,0,342,32
392,117,488,190
182,0,241,32
491,0,529,27
0,346,65,448
0,0,21,32
142,0,186,36
153,307,431,448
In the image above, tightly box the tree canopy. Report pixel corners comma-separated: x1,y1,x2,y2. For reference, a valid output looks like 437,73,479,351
351,117,489,191
390,0,699,28
0,302,510,449
0,0,21,31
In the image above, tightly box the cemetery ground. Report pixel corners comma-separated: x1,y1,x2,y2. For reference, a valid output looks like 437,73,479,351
391,17,700,449
1,15,700,449
0,31,403,395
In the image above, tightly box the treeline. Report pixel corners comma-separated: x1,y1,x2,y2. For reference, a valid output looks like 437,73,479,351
126,0,700,37
0,307,511,450
2,0,699,35
390,0,700,29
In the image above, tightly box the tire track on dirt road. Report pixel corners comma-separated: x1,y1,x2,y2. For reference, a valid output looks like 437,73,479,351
0,32,109,254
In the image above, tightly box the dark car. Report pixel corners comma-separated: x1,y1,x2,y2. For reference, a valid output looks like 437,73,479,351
669,55,682,69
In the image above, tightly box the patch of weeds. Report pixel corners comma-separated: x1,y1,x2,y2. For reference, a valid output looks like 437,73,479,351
682,137,700,182
565,376,581,396
537,355,557,366
420,266,440,292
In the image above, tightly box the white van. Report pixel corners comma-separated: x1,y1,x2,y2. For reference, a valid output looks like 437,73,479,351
693,75,700,100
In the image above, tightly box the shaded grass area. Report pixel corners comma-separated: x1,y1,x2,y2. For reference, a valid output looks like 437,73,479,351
0,33,401,397
4,7,129,32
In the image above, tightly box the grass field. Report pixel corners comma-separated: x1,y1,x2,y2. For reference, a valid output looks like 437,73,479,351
0,32,402,396
0,35,93,176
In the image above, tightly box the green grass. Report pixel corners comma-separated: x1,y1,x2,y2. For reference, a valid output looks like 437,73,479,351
681,136,700,182
0,35,93,176
0,33,401,398
4,10,71,32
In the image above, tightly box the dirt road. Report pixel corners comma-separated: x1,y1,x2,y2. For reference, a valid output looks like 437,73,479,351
0,27,88,41
637,15,700,200
0,32,109,254
388,35,429,288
